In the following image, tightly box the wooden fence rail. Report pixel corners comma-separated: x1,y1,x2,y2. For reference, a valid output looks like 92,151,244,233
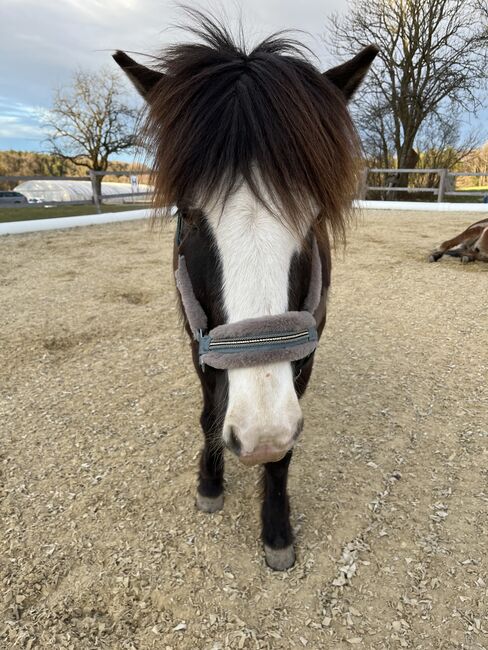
364,169,488,203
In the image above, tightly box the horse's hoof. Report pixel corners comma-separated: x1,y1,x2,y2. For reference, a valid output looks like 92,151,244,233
461,256,471,264
196,493,224,513
264,544,295,571
428,254,436,263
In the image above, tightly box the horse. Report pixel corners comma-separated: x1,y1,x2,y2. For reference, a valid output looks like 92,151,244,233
113,13,377,570
429,217,488,264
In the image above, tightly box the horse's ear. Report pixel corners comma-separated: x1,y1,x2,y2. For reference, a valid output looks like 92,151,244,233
112,51,164,99
324,45,379,101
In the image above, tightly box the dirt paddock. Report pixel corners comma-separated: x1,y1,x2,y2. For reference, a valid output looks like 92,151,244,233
1,210,487,649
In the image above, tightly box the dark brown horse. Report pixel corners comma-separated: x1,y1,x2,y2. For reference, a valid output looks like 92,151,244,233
114,13,377,570
429,217,488,263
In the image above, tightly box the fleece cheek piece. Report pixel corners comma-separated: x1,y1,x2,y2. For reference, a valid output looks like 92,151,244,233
175,236,323,370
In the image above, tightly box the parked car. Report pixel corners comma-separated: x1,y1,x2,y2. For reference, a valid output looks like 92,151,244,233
0,191,28,204
27,197,44,204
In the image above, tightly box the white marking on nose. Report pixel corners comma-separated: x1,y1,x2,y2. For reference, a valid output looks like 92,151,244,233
205,181,312,456
224,362,302,456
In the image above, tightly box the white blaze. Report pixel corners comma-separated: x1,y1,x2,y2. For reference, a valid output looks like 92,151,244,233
205,182,309,457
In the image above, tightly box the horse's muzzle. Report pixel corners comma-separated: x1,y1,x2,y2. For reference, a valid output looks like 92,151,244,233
238,445,290,466
225,418,303,466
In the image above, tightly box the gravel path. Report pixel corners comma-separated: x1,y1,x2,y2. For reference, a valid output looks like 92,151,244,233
1,209,487,649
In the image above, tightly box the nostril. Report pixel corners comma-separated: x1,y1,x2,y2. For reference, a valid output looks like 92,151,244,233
474,247,480,252
226,426,242,456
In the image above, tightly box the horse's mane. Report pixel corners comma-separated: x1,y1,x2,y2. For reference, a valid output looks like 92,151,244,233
143,10,362,244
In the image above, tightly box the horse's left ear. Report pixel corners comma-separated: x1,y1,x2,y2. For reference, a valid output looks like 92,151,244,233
324,45,379,101
112,51,165,99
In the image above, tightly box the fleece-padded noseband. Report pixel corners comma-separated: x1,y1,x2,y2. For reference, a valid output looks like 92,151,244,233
174,217,322,370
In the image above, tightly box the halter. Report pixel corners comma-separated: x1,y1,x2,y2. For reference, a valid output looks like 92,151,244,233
174,211,322,371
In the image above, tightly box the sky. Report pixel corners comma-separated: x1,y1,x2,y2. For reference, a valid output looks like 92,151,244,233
1,0,486,159
0,0,348,157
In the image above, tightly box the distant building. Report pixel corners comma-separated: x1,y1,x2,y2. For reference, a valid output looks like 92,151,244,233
14,179,152,204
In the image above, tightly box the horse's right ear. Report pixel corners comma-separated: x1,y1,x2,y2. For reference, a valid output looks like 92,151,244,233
112,51,164,99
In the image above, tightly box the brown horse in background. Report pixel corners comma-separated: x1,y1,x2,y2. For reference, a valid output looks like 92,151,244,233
429,217,488,263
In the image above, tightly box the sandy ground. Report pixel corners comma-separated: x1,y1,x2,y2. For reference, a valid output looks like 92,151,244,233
1,209,487,650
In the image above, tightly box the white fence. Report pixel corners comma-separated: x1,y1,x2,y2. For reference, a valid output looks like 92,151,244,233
2,169,487,215
364,169,488,202
1,200,487,237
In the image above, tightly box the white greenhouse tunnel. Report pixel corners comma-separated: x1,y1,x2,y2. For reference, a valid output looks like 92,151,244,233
14,180,152,204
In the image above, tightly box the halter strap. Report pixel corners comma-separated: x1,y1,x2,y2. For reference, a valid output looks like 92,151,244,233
174,211,322,370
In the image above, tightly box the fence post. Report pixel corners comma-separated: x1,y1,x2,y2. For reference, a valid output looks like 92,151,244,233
359,167,369,200
437,169,447,203
89,170,102,214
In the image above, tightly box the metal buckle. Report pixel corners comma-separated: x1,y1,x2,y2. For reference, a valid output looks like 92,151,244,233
175,210,183,246
196,329,206,372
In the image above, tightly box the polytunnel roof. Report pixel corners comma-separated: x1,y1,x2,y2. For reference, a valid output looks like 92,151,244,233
14,180,151,200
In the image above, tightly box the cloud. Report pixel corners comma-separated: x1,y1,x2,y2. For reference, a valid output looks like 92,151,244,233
0,0,347,151
0,98,46,140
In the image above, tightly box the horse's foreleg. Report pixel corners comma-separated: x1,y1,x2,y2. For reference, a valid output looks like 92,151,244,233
261,450,295,570
196,403,225,513
429,227,483,262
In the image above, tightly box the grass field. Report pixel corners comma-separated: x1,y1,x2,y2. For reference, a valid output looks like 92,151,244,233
459,185,488,192
0,203,151,224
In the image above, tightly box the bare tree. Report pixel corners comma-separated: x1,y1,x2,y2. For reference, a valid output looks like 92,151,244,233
328,0,487,191
475,0,488,42
415,111,480,188
45,69,138,194
457,141,488,188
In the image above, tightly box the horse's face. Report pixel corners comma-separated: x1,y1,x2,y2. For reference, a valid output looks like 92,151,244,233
114,33,377,465
176,186,308,465
202,184,308,465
